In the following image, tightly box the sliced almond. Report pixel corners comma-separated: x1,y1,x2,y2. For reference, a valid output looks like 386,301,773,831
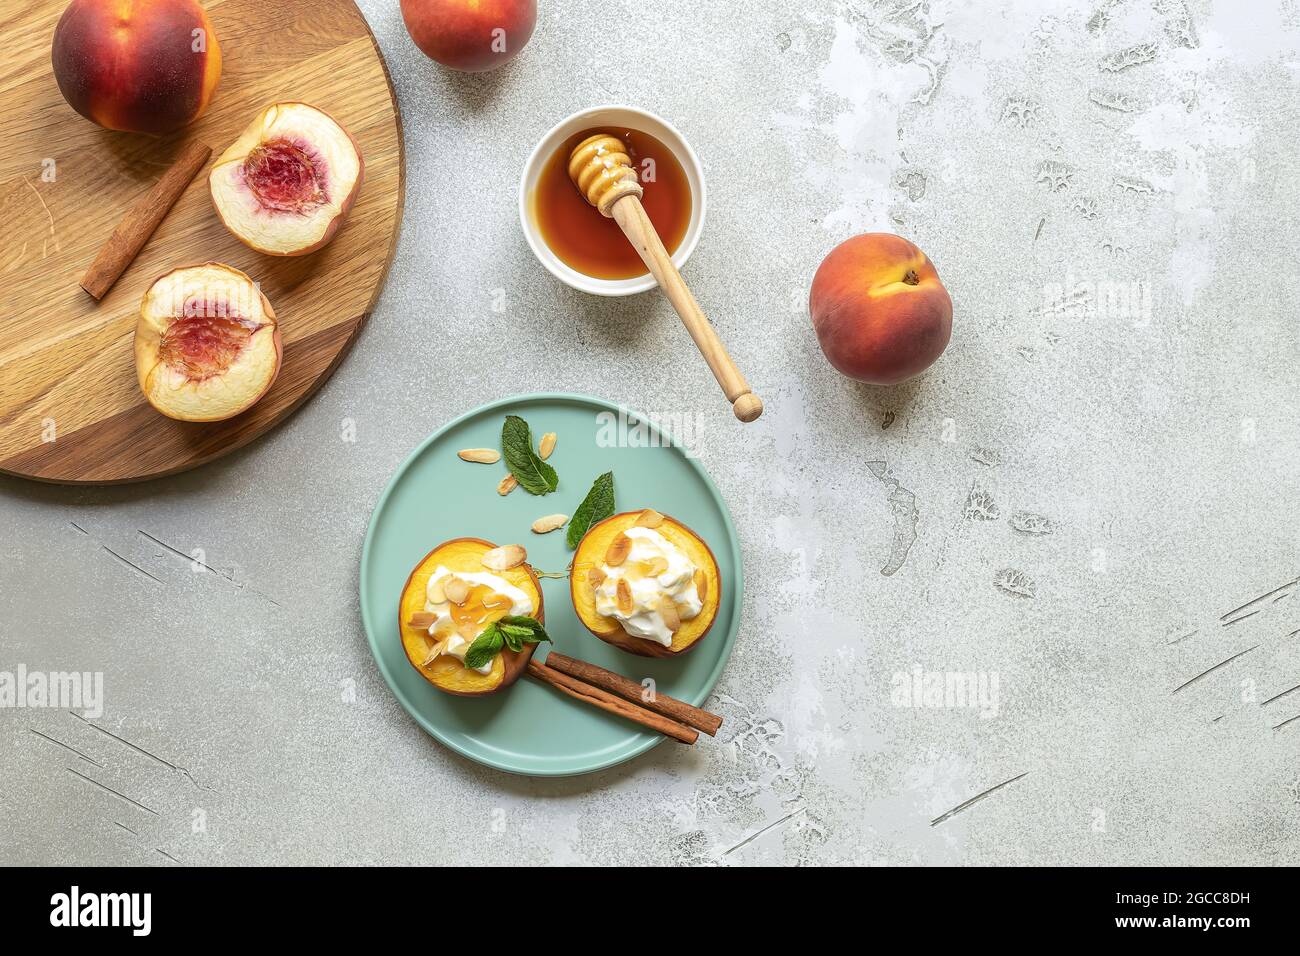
408,611,438,629
658,596,681,632
538,432,557,460
643,556,668,577
694,568,708,603
443,576,470,605
605,533,631,567
587,566,607,589
428,578,447,605
497,474,518,496
634,509,665,529
458,448,500,464
482,544,526,571
421,637,450,666
616,578,633,615
531,513,568,534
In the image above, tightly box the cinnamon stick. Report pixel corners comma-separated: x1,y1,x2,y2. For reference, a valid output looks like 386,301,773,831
544,651,723,736
526,660,698,745
80,139,212,300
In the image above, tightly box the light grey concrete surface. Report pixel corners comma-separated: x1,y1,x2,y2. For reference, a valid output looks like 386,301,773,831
3,0,1300,866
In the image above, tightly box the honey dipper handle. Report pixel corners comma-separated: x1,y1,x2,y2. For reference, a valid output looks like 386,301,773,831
610,196,763,423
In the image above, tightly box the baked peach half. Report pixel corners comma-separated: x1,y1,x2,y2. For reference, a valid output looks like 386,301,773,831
571,510,720,658
134,263,281,422
209,102,363,256
399,539,545,697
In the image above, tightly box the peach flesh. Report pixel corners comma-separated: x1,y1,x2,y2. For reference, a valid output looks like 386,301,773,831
209,103,362,256
244,140,328,213
158,313,261,381
136,263,281,422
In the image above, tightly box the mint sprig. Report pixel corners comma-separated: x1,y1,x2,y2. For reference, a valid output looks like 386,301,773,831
502,415,558,495
464,615,551,670
566,471,615,549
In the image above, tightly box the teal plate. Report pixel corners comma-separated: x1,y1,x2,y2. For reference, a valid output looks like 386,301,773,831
359,393,742,776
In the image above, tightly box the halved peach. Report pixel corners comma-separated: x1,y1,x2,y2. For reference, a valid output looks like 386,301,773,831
209,103,363,256
134,263,281,422
399,538,544,697
571,511,720,658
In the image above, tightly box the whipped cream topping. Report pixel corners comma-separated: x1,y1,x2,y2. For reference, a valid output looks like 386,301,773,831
593,527,702,646
423,566,533,674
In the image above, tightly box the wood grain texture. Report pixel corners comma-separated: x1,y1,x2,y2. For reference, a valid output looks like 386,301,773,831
79,139,212,300
0,0,405,483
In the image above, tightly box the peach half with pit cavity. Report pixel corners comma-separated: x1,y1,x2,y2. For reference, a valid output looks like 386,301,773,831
209,103,363,256
134,263,281,422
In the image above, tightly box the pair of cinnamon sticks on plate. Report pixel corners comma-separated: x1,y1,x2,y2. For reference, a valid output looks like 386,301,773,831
528,651,722,745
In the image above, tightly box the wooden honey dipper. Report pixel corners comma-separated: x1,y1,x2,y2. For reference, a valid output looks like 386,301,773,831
568,134,763,422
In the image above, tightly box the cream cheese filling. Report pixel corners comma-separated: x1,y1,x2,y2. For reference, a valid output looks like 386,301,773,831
593,528,702,646
423,567,533,673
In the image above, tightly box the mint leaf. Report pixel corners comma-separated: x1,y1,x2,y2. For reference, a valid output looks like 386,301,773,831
499,615,552,645
566,471,615,549
502,416,558,495
499,622,532,652
464,624,504,670
466,616,550,666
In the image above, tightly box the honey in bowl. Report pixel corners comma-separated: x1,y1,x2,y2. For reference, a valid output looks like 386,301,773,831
531,127,692,281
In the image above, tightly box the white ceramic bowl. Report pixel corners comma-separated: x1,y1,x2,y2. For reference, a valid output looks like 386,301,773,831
518,105,707,297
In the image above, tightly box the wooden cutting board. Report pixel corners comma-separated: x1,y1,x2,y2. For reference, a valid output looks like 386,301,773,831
0,0,404,483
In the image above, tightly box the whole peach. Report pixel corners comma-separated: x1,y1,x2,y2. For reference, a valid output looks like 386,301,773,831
51,0,222,135
400,0,537,72
809,233,953,385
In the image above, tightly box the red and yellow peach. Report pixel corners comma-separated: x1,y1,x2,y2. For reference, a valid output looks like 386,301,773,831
399,0,536,72
51,0,222,135
809,233,953,385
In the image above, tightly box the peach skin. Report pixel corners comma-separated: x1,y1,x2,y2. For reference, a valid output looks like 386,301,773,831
809,233,953,385
400,0,536,72
51,0,222,135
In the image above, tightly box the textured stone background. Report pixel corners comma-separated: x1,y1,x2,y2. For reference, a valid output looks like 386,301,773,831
4,0,1299,865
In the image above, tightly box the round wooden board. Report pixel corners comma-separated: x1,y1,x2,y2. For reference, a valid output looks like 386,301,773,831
0,0,404,483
